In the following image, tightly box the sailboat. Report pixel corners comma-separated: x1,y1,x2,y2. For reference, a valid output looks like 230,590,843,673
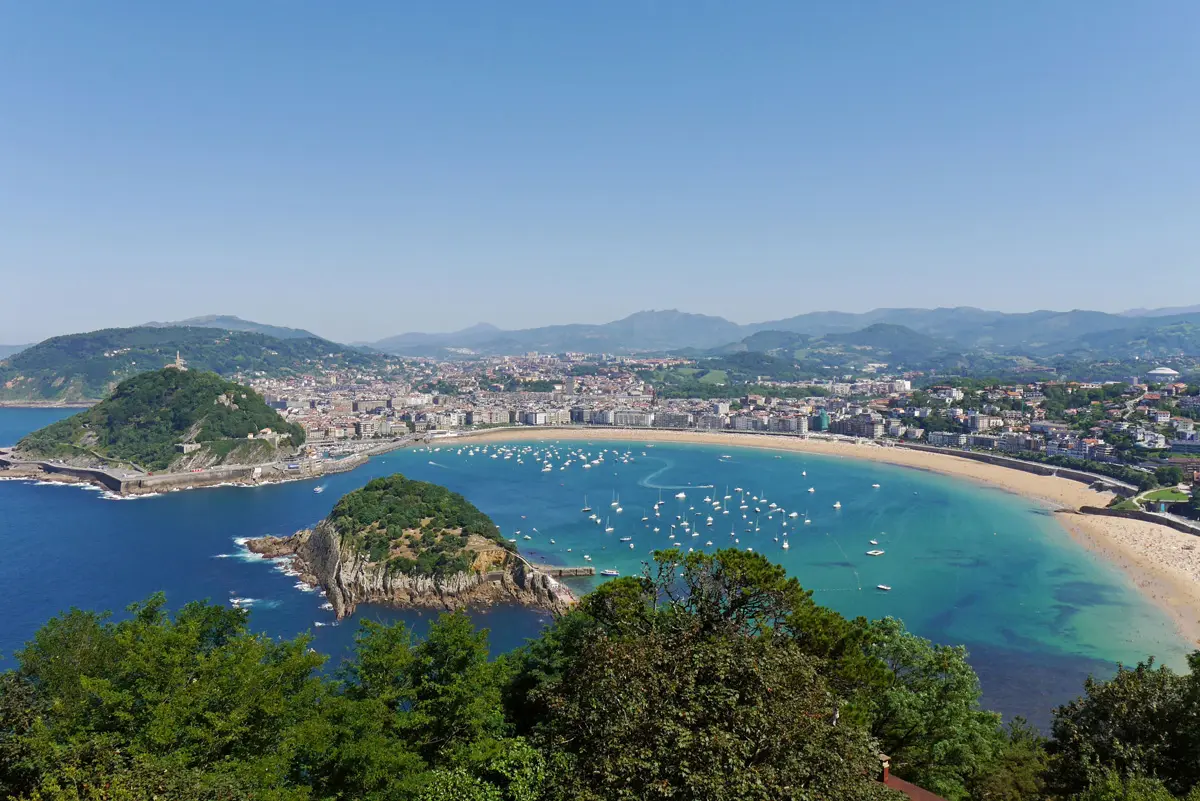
581,495,592,513
604,518,614,533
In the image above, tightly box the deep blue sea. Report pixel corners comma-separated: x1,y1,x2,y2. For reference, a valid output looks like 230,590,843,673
0,409,1188,727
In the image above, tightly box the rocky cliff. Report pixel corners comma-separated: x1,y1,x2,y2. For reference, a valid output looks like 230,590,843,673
247,519,576,619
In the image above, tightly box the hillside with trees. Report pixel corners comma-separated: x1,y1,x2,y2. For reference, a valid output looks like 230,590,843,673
0,326,391,402
330,474,516,576
0,549,1196,799
15,368,305,471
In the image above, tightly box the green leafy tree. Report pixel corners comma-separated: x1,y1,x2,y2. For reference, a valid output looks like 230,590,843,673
1155,466,1185,487
968,718,1049,801
417,769,504,801
403,612,507,763
865,617,1009,800
1047,655,1200,798
0,594,328,800
506,550,896,801
1069,770,1200,801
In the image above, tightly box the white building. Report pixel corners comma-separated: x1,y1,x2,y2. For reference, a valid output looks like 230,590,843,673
613,410,653,427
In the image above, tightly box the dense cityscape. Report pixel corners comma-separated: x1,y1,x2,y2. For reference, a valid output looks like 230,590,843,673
238,352,1200,485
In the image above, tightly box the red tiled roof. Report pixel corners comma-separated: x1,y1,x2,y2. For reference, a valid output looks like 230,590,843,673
883,774,949,800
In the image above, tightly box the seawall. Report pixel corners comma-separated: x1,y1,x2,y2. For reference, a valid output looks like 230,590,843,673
1079,506,1200,537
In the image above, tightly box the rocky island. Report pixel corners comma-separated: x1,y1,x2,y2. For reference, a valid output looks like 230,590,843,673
1,366,309,494
247,474,577,617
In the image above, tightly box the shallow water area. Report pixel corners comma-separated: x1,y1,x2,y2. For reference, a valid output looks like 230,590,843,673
0,411,1188,727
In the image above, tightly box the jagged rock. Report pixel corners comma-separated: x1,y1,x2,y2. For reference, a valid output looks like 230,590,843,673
247,520,576,619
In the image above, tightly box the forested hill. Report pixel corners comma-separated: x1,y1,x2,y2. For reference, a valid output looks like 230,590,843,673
15,368,306,471
330,474,515,576
0,326,390,402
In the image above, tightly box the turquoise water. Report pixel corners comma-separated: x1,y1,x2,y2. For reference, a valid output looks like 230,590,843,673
0,410,1189,727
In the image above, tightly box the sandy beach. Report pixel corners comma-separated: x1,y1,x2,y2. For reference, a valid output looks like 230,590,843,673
448,427,1200,646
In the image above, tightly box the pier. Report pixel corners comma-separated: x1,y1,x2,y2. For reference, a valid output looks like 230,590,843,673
541,566,596,577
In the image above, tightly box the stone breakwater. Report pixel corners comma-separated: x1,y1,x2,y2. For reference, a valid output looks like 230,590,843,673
246,520,577,618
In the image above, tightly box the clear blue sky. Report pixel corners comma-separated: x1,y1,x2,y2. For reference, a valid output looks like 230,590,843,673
3,2,1199,343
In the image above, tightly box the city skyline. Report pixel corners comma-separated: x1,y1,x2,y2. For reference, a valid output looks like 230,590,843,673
5,2,1200,343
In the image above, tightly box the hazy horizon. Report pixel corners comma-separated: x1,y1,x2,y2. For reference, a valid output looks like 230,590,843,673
7,301,1200,348
4,2,1200,343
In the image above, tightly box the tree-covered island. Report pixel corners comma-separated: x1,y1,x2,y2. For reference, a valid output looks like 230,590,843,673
247,475,572,617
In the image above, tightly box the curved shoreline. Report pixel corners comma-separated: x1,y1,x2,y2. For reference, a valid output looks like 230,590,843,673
438,427,1200,647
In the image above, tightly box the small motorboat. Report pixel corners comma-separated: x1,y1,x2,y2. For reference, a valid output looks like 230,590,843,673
601,569,620,577
877,585,892,592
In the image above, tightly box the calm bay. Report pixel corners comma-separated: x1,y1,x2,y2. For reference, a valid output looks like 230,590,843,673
0,408,1187,728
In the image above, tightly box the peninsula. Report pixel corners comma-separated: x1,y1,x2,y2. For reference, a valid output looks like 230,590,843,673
0,367,312,494
246,474,577,617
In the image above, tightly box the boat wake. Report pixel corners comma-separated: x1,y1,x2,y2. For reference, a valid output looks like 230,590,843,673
228,597,282,610
637,460,714,490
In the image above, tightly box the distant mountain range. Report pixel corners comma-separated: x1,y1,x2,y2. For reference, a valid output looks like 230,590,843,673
1120,304,1200,318
370,311,743,356
6,305,1200,402
140,315,322,341
362,306,1200,363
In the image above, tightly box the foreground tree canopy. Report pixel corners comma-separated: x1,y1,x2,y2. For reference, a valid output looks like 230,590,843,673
0,549,1196,800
